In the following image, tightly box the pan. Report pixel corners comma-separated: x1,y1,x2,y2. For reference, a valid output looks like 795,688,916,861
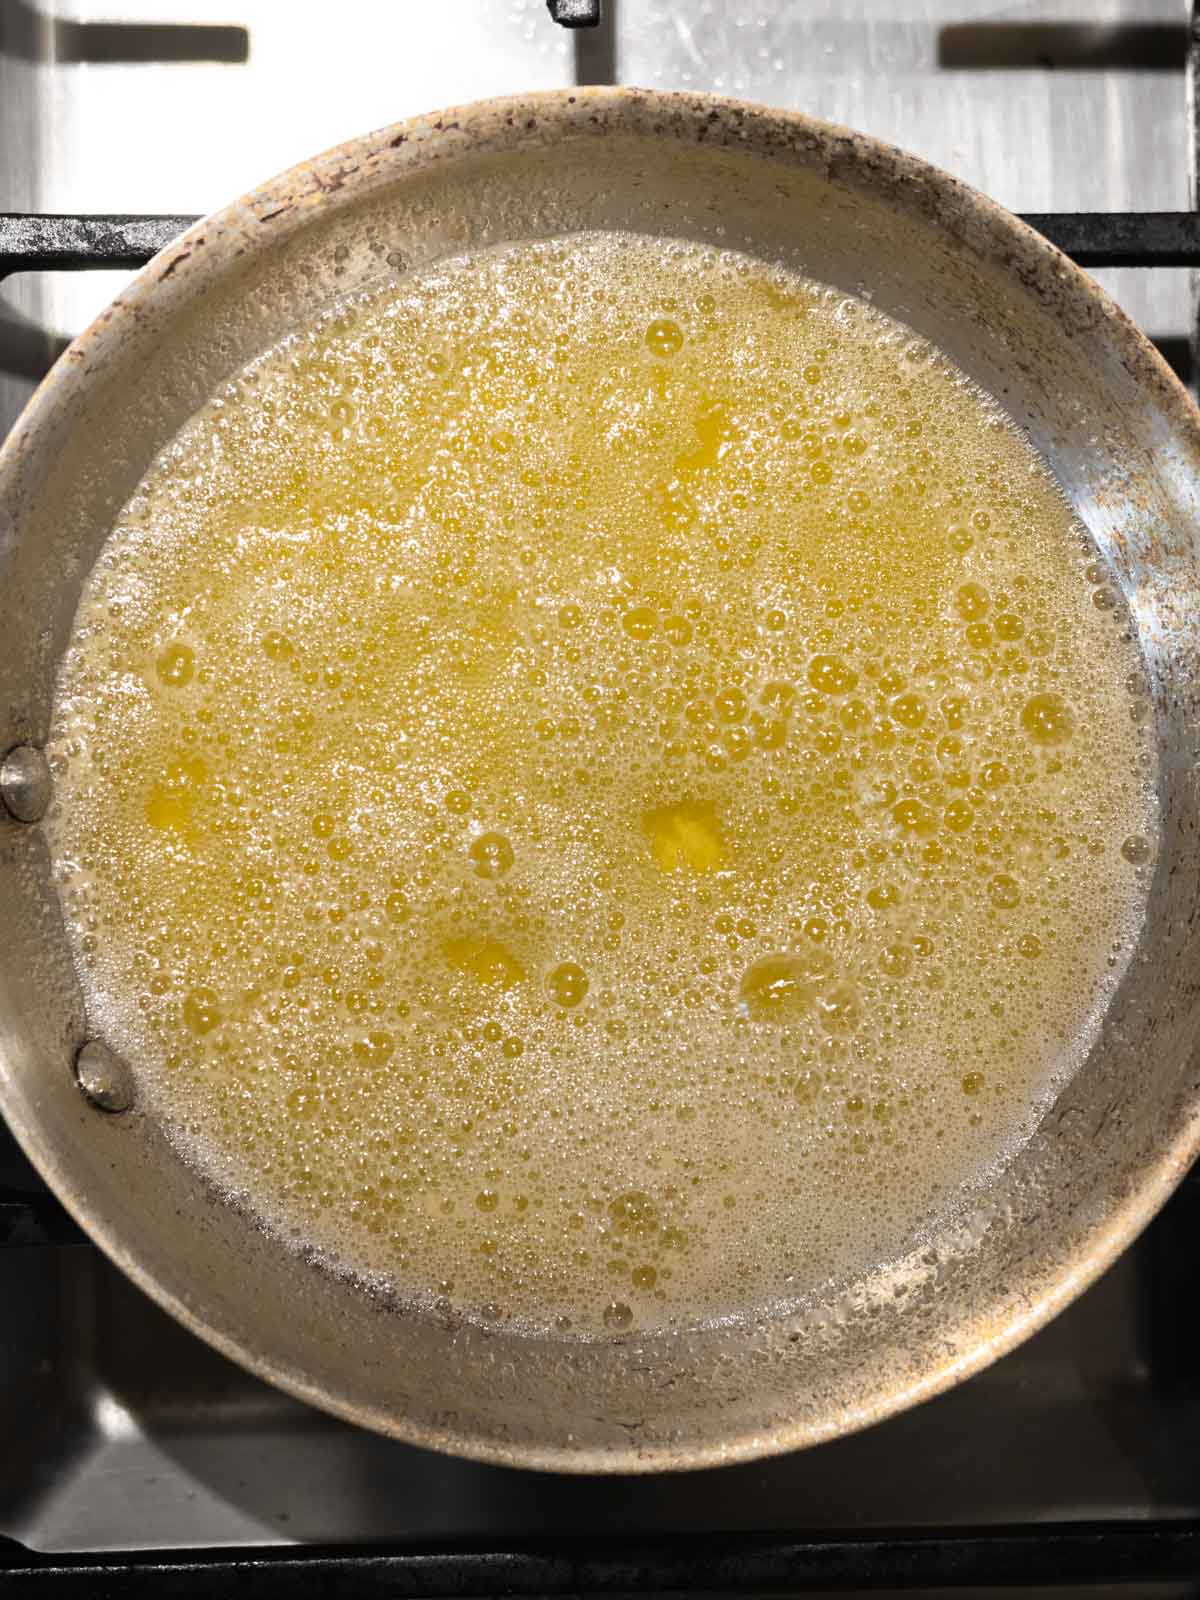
1,88,1198,1472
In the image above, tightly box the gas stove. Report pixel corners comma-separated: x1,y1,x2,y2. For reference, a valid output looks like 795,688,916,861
3,3,1200,1592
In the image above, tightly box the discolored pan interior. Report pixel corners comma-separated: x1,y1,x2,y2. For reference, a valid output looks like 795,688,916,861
1,88,1198,1472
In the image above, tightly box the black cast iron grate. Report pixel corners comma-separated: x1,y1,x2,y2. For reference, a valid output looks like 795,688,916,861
4,1524,1200,1595
7,208,1200,281
4,2,1200,1594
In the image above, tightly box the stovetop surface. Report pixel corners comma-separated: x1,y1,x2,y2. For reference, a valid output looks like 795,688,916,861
2,0,1199,1578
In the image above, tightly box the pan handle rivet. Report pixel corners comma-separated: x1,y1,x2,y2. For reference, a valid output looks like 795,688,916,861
0,745,52,823
74,1039,135,1114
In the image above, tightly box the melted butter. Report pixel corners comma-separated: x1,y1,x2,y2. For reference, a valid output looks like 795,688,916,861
46,234,1155,1334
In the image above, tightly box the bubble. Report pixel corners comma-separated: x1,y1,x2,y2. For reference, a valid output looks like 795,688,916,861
988,874,1021,909
1020,692,1074,746
708,692,746,733
608,1192,659,1238
738,950,832,1020
603,1300,634,1330
807,654,858,695
443,936,525,989
547,962,589,1008
955,583,989,621
622,606,657,642
468,833,515,879
940,695,968,730
879,943,913,978
155,641,194,687
262,630,292,661
943,798,974,832
385,891,410,921
891,692,927,729
183,987,221,1034
1120,834,1151,865
892,798,936,835
965,621,992,650
352,1030,395,1065
644,318,684,358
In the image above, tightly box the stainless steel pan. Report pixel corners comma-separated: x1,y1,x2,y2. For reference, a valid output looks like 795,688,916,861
2,88,1199,1473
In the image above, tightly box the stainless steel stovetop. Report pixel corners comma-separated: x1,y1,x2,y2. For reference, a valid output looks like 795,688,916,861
2,0,1199,1583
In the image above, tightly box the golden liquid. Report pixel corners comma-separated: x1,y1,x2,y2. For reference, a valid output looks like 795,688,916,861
47,234,1154,1334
